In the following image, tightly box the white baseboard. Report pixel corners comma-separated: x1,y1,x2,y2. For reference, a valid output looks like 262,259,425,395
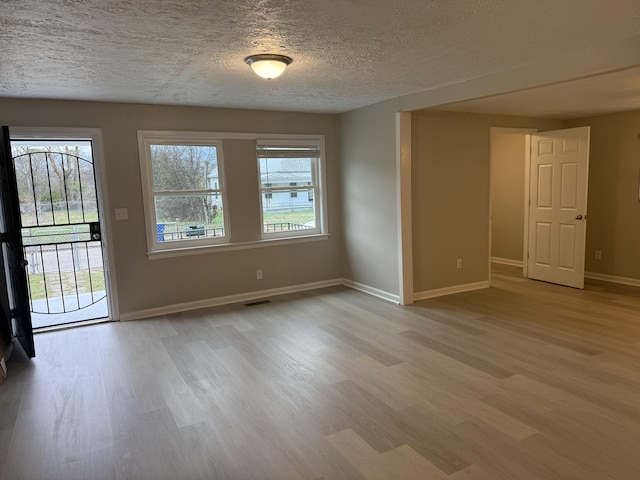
414,281,490,301
491,257,524,267
120,279,343,321
585,271,640,288
341,279,400,304
124,270,637,321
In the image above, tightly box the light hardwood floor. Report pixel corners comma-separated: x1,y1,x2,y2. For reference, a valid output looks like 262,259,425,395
2,264,640,479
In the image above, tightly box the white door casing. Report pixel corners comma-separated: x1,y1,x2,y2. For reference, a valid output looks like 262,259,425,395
10,127,119,320
528,127,590,288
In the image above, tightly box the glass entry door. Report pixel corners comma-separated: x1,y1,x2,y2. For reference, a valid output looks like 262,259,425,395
11,137,109,328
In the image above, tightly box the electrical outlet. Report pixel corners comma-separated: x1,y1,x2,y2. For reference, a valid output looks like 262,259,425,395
456,258,463,269
256,269,263,280
594,250,602,260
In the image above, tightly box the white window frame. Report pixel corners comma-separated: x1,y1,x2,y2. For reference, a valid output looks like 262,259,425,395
257,138,327,239
138,130,230,254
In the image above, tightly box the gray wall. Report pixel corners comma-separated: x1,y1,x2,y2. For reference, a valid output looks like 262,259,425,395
339,102,400,297
1,98,342,317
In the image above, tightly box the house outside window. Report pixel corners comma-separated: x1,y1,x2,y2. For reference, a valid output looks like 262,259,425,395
139,132,327,257
257,139,326,238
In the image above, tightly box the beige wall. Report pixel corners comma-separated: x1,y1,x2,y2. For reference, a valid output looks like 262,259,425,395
411,110,563,293
339,102,400,297
339,102,640,300
491,129,528,262
567,111,640,281
5,96,638,319
0,98,342,317
488,112,640,283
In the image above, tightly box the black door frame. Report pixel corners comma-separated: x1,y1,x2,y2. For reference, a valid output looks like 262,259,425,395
0,126,35,358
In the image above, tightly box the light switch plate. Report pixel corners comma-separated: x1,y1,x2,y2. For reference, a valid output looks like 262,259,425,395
115,208,128,220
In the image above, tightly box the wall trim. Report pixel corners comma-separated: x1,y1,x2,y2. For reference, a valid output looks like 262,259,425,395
396,112,413,305
414,281,490,301
341,279,400,304
585,272,640,288
119,270,639,322
120,279,343,321
491,257,524,267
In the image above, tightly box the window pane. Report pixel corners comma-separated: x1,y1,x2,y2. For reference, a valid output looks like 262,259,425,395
150,145,218,192
259,158,311,186
12,148,99,227
155,194,224,241
262,189,315,233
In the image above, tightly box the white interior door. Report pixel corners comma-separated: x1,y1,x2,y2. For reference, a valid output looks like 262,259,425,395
528,126,590,288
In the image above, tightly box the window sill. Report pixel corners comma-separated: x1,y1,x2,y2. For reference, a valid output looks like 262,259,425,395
147,233,330,260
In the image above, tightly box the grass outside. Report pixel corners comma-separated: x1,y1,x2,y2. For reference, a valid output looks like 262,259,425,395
263,210,314,227
20,210,98,228
28,270,105,301
157,210,315,239
23,208,315,237
22,206,315,247
158,216,224,233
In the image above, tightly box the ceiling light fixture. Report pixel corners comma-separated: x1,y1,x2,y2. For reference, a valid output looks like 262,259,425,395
244,54,293,79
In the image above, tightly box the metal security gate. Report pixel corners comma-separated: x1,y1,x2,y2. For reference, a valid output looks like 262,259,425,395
11,139,108,328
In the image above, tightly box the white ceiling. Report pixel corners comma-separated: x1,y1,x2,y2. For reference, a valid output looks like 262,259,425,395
2,0,640,115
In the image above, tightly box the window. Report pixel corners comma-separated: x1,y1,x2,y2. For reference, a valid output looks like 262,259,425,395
138,131,228,253
257,139,325,238
139,131,327,257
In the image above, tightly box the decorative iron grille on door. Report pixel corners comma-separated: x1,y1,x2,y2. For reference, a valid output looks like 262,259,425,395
12,144,107,327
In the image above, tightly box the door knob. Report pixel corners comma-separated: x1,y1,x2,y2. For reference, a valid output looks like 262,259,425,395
575,214,583,220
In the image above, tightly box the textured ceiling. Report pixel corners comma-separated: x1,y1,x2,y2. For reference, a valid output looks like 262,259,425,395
2,1,640,114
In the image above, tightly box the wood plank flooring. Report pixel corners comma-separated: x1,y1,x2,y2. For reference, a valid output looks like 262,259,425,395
2,264,640,479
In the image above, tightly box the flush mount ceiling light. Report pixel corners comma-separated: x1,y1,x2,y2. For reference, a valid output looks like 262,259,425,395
244,54,293,79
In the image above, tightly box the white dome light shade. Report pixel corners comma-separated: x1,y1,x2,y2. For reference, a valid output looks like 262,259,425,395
244,54,293,79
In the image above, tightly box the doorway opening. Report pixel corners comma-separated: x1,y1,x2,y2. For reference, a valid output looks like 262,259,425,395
11,137,109,329
489,127,535,279
490,126,590,289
